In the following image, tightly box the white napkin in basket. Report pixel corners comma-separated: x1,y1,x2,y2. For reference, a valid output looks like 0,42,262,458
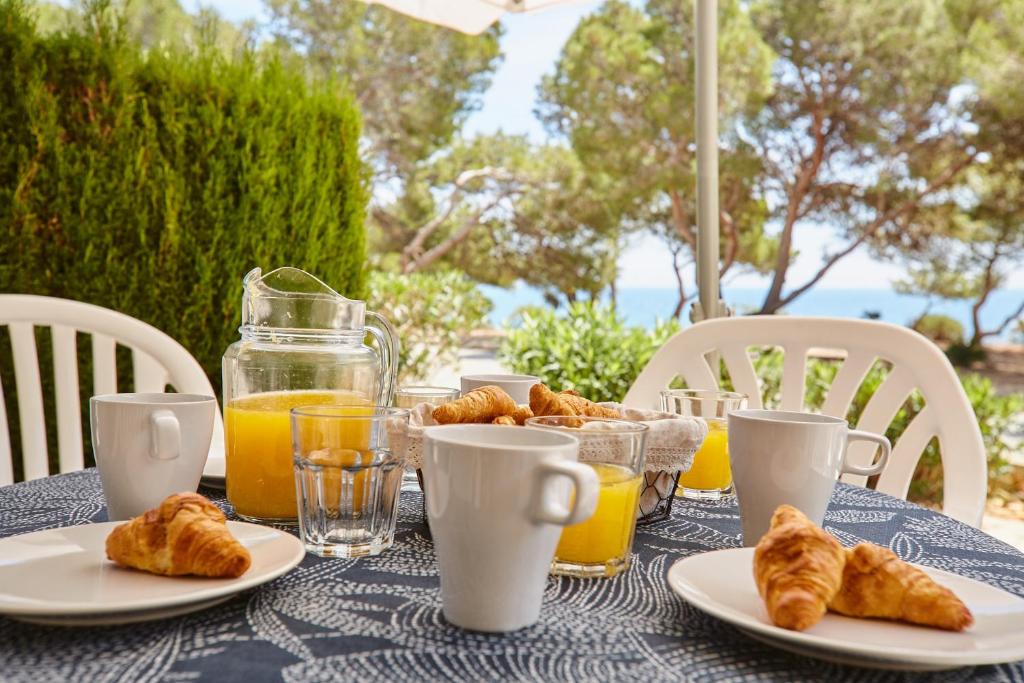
390,402,706,473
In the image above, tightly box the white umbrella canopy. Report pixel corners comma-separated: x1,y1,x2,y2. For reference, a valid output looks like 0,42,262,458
358,0,724,321
359,0,595,35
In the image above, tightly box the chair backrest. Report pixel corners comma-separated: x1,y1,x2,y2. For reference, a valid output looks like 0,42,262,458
624,316,987,527
0,294,225,485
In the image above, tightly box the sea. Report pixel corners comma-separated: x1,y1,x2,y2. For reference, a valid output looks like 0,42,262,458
481,284,1024,342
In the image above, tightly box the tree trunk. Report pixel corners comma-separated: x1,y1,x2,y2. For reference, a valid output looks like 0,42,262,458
969,301,985,349
969,251,999,348
760,210,798,314
668,189,696,248
761,108,829,314
671,248,688,319
719,209,739,277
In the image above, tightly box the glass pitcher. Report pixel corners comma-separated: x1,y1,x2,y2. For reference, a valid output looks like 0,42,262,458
222,267,398,523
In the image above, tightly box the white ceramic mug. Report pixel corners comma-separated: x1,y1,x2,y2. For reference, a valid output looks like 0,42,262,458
91,393,216,521
728,409,891,546
460,374,539,405
422,424,599,632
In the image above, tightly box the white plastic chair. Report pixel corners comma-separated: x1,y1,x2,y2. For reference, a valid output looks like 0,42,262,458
0,295,225,485
624,316,987,527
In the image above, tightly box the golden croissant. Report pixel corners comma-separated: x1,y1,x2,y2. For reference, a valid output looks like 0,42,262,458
529,383,620,420
753,505,846,631
829,543,973,631
511,405,534,425
432,386,517,424
106,492,251,578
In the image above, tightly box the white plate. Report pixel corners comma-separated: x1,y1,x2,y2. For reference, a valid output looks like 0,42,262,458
667,548,1024,671
202,453,226,487
0,521,304,626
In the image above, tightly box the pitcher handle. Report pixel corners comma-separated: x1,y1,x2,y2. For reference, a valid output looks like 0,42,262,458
366,310,399,407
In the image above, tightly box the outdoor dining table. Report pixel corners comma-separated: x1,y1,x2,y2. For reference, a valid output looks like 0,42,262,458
1,468,1022,682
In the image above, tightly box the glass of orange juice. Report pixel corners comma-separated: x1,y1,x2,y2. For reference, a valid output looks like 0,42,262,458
291,406,409,557
526,416,648,578
660,390,747,500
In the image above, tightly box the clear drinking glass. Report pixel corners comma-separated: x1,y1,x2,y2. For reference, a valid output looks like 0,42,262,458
660,390,747,500
393,386,459,492
291,406,409,557
526,416,648,578
394,386,460,409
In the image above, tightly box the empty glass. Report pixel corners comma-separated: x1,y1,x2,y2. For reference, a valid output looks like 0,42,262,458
394,386,460,409
393,387,459,492
660,390,747,500
526,416,648,578
291,406,409,557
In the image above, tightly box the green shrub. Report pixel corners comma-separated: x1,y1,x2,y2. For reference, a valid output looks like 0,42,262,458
945,341,988,367
0,0,366,476
911,314,964,345
368,269,491,383
499,302,680,403
954,374,1023,501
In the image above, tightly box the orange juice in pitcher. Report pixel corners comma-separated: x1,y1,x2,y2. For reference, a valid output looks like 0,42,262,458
225,391,372,520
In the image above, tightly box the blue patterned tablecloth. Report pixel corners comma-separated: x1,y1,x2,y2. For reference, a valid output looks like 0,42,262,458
1,469,1022,682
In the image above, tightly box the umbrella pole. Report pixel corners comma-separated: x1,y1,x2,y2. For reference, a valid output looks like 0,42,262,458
694,0,721,324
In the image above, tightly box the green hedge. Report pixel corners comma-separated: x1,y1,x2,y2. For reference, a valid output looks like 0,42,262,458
0,0,367,476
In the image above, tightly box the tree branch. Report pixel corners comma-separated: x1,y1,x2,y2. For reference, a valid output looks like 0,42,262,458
668,189,696,248
669,245,692,319
969,248,1000,346
773,151,978,311
719,209,739,277
402,198,503,273
776,234,871,308
983,297,1024,340
400,167,515,270
762,104,831,313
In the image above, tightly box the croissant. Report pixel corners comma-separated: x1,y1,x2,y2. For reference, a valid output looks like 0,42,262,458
753,505,846,631
432,386,517,424
511,405,534,425
829,543,973,631
106,493,251,578
529,384,620,420
489,405,534,426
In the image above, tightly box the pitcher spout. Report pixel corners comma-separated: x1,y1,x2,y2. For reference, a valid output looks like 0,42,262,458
241,266,366,334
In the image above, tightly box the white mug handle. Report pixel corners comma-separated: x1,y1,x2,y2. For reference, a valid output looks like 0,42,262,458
150,410,181,461
841,429,891,477
530,459,599,526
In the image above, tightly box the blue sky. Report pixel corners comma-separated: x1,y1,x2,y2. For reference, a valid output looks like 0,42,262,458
188,0,1022,291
